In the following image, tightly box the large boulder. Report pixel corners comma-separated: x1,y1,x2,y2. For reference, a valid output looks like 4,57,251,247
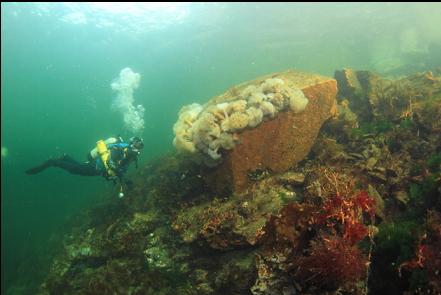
206,70,337,193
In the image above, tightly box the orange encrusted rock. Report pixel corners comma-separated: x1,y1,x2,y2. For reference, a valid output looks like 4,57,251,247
206,70,337,193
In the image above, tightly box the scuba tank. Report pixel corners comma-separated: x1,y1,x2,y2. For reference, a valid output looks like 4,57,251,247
90,137,119,159
96,139,116,177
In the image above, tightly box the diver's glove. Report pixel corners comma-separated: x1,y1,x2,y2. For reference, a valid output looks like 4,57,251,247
103,171,118,182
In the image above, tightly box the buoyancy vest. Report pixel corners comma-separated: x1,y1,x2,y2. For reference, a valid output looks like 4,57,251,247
90,137,129,177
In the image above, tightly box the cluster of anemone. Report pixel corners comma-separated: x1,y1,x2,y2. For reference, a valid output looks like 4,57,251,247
173,78,309,164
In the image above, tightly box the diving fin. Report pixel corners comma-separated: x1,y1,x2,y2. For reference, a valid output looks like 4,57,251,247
25,159,54,175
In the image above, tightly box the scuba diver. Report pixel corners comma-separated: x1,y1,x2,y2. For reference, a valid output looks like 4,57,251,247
25,136,144,197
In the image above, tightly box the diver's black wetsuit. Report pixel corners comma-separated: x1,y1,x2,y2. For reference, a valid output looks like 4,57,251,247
56,155,100,176
25,154,100,176
25,145,134,179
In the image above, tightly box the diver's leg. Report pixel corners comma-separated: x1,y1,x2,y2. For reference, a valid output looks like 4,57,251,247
25,159,56,175
26,154,77,175
52,157,100,176
26,155,100,176
59,154,79,164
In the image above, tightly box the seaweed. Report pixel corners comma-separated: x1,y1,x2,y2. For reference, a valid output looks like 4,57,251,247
427,152,441,173
399,211,441,294
294,234,367,290
369,221,422,294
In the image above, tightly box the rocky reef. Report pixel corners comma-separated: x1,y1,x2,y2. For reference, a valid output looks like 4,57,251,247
39,69,440,295
174,70,337,193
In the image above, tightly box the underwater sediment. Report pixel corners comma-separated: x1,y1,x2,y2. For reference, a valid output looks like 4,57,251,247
39,69,440,295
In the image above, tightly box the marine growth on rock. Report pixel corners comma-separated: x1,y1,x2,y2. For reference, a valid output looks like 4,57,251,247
173,77,308,164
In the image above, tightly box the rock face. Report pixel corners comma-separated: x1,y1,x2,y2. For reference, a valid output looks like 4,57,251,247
172,176,296,250
207,71,337,193
38,69,441,295
334,68,441,123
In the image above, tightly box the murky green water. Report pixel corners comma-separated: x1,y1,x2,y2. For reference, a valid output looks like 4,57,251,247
2,2,441,294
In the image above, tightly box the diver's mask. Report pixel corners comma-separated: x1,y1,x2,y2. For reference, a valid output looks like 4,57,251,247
129,136,144,155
